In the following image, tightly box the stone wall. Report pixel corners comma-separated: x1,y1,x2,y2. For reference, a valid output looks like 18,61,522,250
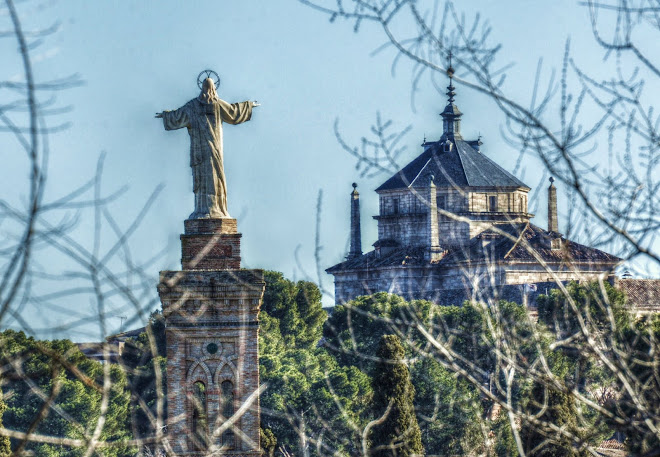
332,260,620,307
468,189,528,213
333,266,438,305
503,263,616,285
375,188,531,248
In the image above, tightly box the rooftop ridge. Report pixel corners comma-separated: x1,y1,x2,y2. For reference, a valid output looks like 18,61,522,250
408,156,433,188
452,140,472,186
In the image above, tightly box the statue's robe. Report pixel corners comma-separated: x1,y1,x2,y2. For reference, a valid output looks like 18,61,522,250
162,97,252,219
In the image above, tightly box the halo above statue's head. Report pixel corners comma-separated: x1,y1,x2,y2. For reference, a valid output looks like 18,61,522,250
197,69,220,91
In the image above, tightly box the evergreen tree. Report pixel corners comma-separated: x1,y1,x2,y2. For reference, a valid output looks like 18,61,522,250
260,428,277,457
520,381,590,457
411,357,484,455
0,384,10,457
370,335,423,457
259,281,373,456
618,314,660,455
324,292,433,374
262,271,326,350
0,330,134,457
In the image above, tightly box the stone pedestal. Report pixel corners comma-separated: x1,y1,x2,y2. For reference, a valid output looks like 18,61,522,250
181,218,242,270
160,218,264,456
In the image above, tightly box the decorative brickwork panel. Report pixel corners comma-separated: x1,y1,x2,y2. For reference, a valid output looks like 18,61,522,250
160,227,264,456
181,219,242,270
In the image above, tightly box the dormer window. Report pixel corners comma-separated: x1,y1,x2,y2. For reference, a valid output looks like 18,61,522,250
442,140,453,153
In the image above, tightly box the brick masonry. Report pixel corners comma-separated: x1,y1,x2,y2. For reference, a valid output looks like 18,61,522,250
160,219,264,456
181,218,242,270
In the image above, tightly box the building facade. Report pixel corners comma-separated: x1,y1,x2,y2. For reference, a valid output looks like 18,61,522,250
327,73,621,306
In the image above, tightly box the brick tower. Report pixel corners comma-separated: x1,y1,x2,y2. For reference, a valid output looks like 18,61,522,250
158,218,264,456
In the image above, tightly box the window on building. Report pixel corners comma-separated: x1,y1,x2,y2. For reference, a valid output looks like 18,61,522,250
192,381,208,451
437,195,446,210
221,380,235,448
392,198,399,214
489,196,498,212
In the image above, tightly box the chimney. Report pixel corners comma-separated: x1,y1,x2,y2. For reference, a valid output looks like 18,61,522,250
548,177,558,233
348,183,362,259
427,176,442,261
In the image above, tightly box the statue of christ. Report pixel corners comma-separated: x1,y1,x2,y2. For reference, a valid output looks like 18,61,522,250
156,77,259,219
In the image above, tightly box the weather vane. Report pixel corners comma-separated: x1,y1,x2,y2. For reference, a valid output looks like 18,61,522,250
197,69,220,90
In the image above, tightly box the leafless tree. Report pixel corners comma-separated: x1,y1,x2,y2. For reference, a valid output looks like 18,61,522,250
0,1,168,455
2,0,659,456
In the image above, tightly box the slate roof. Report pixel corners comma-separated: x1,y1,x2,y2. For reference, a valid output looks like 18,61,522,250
376,139,529,191
327,223,620,273
441,223,621,266
326,246,427,274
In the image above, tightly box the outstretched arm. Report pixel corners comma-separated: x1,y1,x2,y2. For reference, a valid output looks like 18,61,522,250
159,106,190,131
218,99,255,125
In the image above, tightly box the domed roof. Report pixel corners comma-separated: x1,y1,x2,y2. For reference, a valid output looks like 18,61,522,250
376,139,529,191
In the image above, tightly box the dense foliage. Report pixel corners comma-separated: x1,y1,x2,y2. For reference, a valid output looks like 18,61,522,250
411,357,484,455
0,330,134,457
0,385,9,457
537,282,659,455
259,271,373,456
1,276,656,456
326,293,488,456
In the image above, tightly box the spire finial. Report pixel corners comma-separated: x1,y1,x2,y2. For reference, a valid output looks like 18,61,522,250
440,49,462,139
446,50,456,104
348,182,362,258
549,176,555,185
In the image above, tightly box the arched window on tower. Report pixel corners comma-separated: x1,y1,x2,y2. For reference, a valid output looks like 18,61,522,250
221,380,235,448
192,381,208,451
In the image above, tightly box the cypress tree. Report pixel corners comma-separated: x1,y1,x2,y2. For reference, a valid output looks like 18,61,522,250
370,335,423,457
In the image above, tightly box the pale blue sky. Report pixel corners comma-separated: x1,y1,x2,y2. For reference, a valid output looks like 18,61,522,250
1,1,637,340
